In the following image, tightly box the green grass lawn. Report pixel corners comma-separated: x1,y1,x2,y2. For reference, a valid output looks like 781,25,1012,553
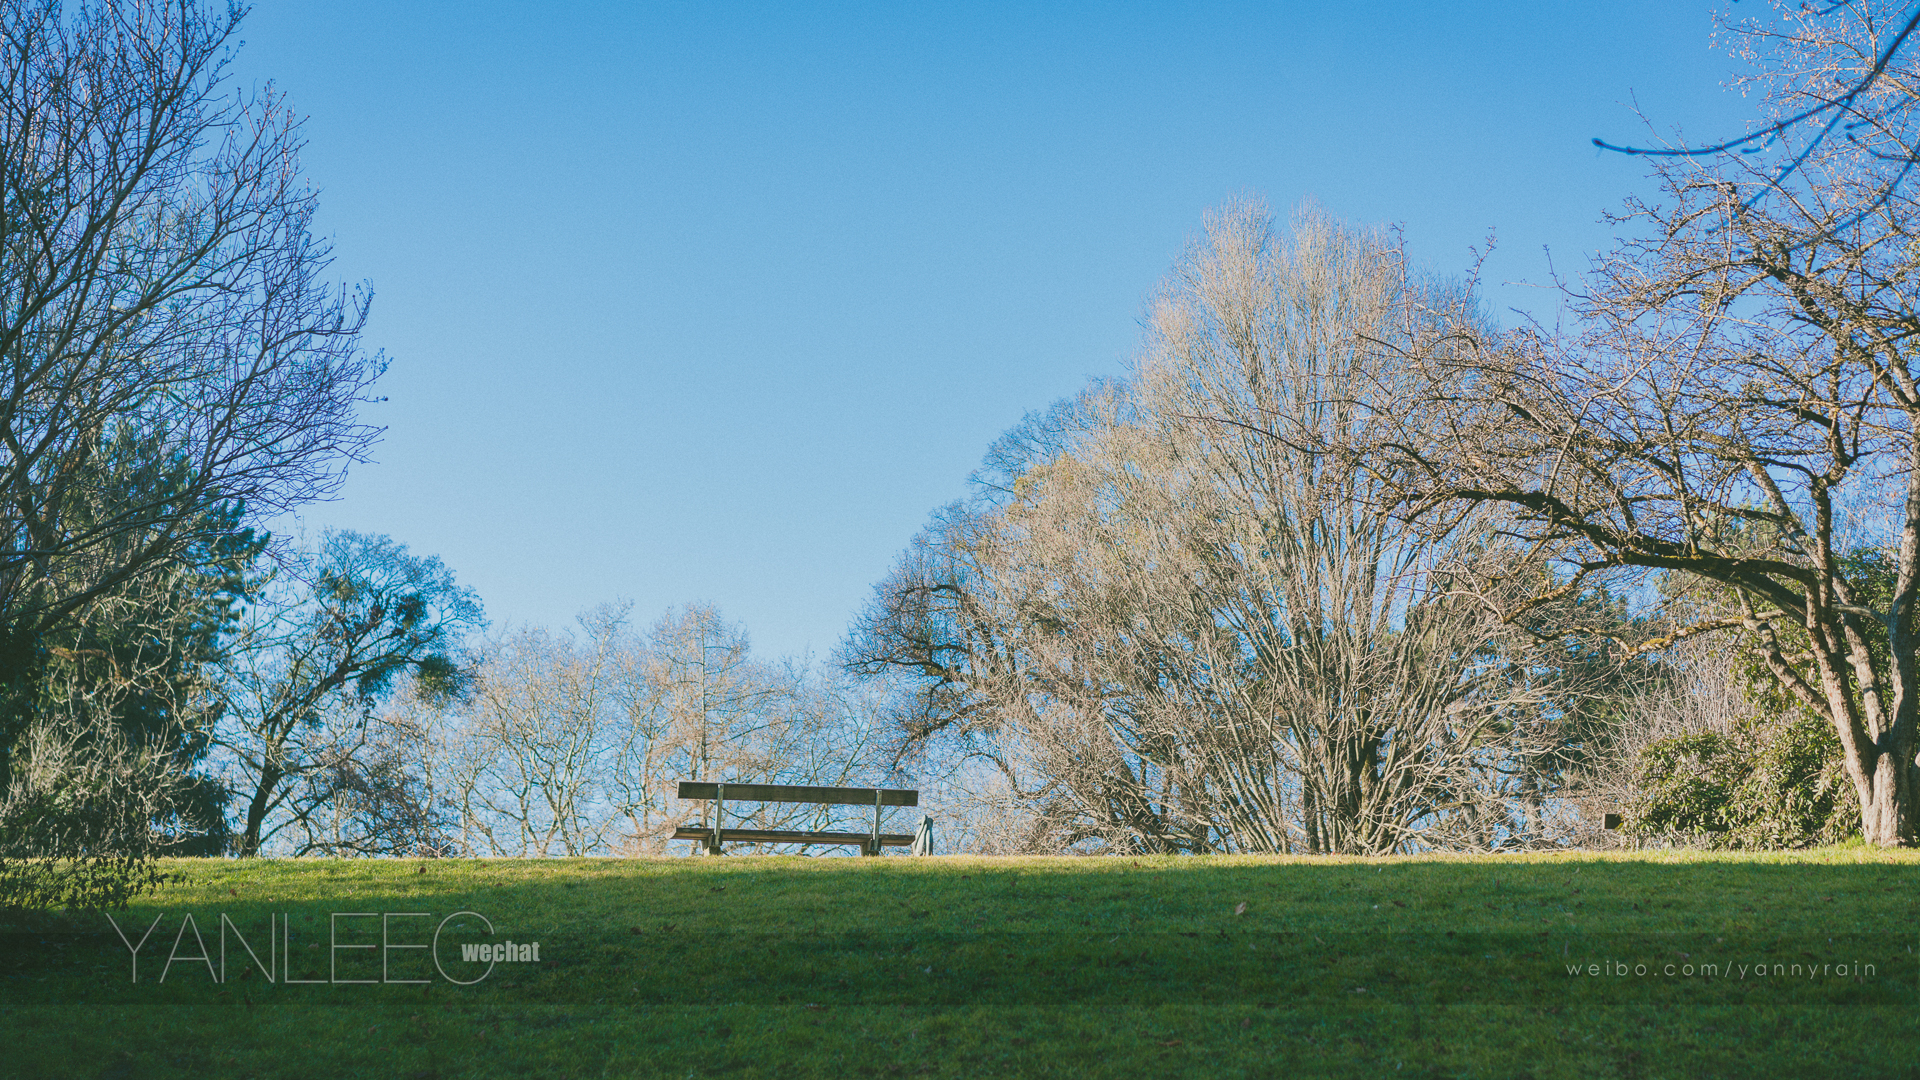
4,848,1917,1079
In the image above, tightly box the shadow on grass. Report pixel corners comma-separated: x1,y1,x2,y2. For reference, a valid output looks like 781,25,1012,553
5,856,1912,1006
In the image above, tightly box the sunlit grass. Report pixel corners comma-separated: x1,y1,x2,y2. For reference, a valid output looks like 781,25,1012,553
5,849,1916,1078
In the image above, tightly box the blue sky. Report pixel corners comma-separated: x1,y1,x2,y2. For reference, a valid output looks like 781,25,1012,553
235,1,1754,659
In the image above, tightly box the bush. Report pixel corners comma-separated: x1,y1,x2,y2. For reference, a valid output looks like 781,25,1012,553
0,715,177,910
1627,710,1856,848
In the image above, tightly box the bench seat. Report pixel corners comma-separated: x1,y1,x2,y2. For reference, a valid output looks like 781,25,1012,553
670,826,915,847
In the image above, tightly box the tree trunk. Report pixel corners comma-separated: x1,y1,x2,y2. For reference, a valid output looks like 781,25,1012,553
236,765,282,857
1817,636,1917,847
1856,748,1915,847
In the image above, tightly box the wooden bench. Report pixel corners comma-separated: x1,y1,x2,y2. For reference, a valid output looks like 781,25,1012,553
673,782,919,856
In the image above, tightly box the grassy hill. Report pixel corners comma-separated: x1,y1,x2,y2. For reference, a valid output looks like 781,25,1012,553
4,848,1916,1078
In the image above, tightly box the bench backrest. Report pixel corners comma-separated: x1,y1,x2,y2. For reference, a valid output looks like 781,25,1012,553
677,782,917,807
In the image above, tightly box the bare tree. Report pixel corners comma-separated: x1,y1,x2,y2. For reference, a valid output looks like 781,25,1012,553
632,605,886,851
1356,3,1920,846
438,602,887,856
445,611,628,857
0,0,382,636
0,704,175,908
644,604,774,796
849,205,1600,854
265,689,462,857
1597,1,1920,238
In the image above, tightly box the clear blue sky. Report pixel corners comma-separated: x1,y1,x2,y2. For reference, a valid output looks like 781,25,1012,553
235,1,1752,659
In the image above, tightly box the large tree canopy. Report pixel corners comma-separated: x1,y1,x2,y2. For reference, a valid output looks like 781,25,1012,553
1352,0,1920,845
0,0,381,642
847,206,1618,854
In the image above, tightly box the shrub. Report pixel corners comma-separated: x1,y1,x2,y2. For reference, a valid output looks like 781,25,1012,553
1627,710,1856,848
